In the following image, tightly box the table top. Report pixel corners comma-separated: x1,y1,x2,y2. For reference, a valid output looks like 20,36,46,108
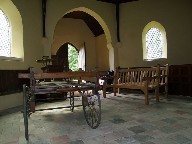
34,81,96,94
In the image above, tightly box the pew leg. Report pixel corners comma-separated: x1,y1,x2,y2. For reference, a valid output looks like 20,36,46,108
155,87,160,102
113,87,117,96
103,85,107,98
117,88,120,94
144,90,149,105
30,101,35,113
165,85,168,98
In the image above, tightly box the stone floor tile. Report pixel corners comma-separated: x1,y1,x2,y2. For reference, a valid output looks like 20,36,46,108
158,126,178,134
83,136,104,144
50,135,71,144
110,117,127,124
115,136,137,144
161,118,177,124
66,139,84,144
150,137,180,144
128,126,146,134
168,134,191,144
141,142,156,144
132,134,154,143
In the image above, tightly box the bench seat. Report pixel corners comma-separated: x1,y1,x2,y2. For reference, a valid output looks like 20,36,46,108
103,64,168,105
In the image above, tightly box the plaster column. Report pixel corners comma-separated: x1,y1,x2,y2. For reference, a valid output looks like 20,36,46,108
107,43,114,71
115,42,121,67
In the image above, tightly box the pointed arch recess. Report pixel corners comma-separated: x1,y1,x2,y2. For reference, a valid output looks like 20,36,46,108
65,7,114,70
52,7,114,70
65,7,112,45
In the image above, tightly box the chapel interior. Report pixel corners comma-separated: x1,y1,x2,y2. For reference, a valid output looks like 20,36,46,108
0,0,192,143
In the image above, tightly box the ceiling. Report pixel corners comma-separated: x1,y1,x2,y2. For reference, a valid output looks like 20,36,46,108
63,11,104,37
63,0,138,37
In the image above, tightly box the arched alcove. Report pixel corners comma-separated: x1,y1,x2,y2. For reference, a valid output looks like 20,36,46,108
52,7,114,71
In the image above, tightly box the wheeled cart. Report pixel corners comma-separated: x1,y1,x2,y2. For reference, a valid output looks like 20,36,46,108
19,68,103,141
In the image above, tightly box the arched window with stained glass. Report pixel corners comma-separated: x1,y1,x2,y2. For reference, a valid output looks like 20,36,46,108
142,21,167,61
0,9,11,57
146,27,163,59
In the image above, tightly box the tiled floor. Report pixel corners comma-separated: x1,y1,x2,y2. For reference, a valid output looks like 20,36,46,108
0,92,192,144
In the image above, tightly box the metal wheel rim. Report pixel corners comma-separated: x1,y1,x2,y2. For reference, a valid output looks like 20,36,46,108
82,91,101,129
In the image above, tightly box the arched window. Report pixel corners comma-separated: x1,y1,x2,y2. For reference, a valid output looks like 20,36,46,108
0,9,11,57
0,0,23,61
142,21,167,61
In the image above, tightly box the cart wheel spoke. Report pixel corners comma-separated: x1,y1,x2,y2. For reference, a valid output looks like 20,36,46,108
82,91,101,129
70,95,74,112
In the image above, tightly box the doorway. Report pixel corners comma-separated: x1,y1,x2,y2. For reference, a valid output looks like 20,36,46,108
52,42,80,71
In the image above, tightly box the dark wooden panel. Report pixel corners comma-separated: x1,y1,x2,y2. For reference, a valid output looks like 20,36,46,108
168,64,192,96
0,69,30,96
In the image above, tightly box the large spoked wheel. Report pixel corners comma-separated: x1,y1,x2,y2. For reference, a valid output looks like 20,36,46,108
82,90,101,129
23,84,30,141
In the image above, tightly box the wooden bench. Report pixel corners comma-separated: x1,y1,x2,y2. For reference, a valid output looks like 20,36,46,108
103,64,169,105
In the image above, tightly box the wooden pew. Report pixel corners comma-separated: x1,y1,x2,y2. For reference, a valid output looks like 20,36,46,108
103,64,169,105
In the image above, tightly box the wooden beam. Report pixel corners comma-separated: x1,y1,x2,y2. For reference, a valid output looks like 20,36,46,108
42,0,47,37
18,71,107,79
116,1,120,42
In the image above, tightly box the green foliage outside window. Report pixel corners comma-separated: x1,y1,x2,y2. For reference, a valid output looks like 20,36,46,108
68,44,78,71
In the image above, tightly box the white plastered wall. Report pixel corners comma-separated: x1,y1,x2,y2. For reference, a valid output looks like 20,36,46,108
119,0,192,67
95,34,109,71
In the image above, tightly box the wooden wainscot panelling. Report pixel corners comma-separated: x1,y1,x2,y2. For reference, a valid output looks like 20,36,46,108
168,64,192,96
0,69,30,96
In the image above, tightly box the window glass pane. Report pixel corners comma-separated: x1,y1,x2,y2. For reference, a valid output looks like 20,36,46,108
146,27,163,59
0,9,11,57
68,44,78,71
